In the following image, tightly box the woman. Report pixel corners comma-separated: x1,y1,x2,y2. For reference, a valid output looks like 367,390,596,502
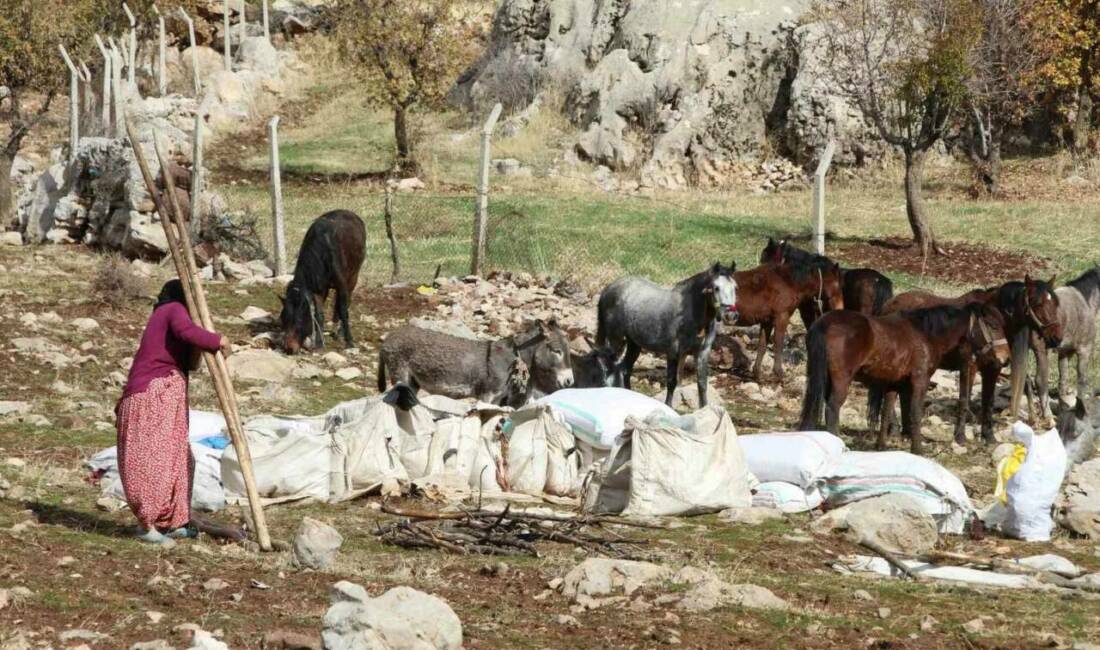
116,279,230,544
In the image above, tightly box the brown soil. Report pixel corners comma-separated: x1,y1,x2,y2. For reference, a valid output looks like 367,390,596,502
833,237,1053,287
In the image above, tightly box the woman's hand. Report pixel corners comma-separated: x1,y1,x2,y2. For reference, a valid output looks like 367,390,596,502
219,336,232,355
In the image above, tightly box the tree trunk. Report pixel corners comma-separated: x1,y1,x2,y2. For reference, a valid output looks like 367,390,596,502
987,139,1002,196
394,105,411,170
904,148,936,258
1073,87,1093,162
0,152,15,228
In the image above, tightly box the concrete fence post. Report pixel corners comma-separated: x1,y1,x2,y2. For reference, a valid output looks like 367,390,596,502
108,37,125,139
812,140,836,256
58,44,80,161
268,116,287,276
94,35,111,133
123,3,137,90
178,8,201,96
191,111,205,238
223,0,232,71
262,0,270,41
470,103,503,276
153,5,167,96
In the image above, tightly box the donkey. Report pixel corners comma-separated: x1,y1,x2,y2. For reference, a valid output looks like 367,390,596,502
1052,265,1100,407
280,210,367,354
799,303,1009,454
761,238,893,323
571,341,623,389
378,319,574,406
734,259,845,383
596,262,738,407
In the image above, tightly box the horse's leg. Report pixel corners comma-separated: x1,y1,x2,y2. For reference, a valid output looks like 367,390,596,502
697,328,718,409
335,285,354,347
954,362,975,445
906,377,930,455
771,313,791,384
1077,345,1092,405
753,324,771,383
979,365,998,444
877,391,898,450
621,341,642,391
1058,350,1071,406
1033,335,1051,420
825,370,850,436
664,348,681,407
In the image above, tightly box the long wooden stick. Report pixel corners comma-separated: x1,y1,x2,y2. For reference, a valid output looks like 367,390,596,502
125,121,273,551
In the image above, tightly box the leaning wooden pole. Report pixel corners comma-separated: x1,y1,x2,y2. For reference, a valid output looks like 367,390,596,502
124,121,273,552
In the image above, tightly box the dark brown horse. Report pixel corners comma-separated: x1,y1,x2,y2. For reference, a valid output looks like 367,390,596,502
280,210,367,354
734,259,845,383
799,303,1009,454
760,239,894,325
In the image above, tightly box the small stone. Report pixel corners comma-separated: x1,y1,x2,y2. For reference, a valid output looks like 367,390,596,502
59,630,109,642
261,630,321,650
334,367,362,382
0,231,23,246
203,578,229,592
853,589,873,602
0,589,9,610
293,518,343,570
321,352,347,367
963,618,985,634
878,607,891,619
57,556,76,567
0,402,31,418
239,306,272,323
554,614,580,627
131,641,173,650
246,260,274,278
4,457,26,468
71,318,100,331
146,611,166,624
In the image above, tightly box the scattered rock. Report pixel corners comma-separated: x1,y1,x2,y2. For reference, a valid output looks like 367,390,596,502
393,177,426,192
321,352,348,367
59,630,109,643
658,381,725,411
0,589,9,610
4,457,27,468
963,617,986,634
0,402,31,417
146,611,166,624
878,607,891,619
554,614,580,627
921,615,938,632
812,493,938,556
409,318,477,340
202,578,229,592
334,367,362,382
0,231,23,246
261,630,322,650
239,306,273,323
293,518,344,570
246,260,274,278
71,317,100,331
1016,554,1082,578
853,589,874,602
221,257,254,281
559,559,673,600
675,578,789,612
718,507,783,526
322,582,462,650
226,349,297,383
189,631,229,649
131,641,173,650
57,556,76,567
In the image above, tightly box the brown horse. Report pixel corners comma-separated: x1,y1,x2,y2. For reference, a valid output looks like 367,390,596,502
799,303,1010,454
760,239,894,324
280,210,367,354
735,259,844,383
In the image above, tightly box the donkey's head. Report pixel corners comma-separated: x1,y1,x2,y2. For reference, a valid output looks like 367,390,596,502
280,282,321,355
516,319,574,395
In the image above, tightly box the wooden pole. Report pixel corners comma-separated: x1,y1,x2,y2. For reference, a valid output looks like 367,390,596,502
223,0,232,71
384,186,401,283
191,111,204,238
268,116,286,276
153,5,167,96
127,124,273,552
123,3,137,90
94,35,112,134
262,0,270,41
59,45,80,162
178,8,201,96
108,38,125,139
812,139,836,256
471,102,502,276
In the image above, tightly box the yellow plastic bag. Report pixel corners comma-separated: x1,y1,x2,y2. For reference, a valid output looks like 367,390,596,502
994,444,1027,504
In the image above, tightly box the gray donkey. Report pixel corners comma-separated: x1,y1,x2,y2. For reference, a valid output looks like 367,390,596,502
1053,265,1100,406
377,319,574,406
597,262,738,407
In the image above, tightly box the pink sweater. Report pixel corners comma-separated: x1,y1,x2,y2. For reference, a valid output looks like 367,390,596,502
121,302,222,401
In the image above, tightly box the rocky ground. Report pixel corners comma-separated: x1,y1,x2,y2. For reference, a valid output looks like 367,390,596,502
2,241,1099,649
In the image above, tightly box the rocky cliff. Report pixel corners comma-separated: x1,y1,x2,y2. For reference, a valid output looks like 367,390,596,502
455,0,877,188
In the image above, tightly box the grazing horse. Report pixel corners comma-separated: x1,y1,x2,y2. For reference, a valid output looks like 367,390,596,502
760,238,893,323
799,303,1009,454
280,210,367,354
597,262,738,407
734,259,845,383
1053,265,1100,406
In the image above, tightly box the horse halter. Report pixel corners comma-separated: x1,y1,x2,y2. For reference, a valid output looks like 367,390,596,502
308,296,323,345
1024,292,1052,332
814,268,825,314
969,312,1007,356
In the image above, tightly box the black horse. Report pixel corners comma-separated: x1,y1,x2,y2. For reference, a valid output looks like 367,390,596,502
760,238,894,325
280,210,367,354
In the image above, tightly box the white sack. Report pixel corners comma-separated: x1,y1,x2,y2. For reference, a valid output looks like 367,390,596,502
222,421,331,505
622,406,753,517
503,406,550,496
189,410,227,439
1005,422,1067,542
583,441,632,515
739,431,846,487
536,388,676,449
87,441,226,512
751,481,824,513
818,451,973,534
329,399,408,500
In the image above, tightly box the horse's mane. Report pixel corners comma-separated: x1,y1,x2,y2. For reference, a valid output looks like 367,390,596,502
902,304,975,338
996,278,1055,313
1068,266,1100,303
782,247,838,283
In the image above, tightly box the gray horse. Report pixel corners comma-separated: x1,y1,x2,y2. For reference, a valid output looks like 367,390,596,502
596,262,738,407
1054,265,1100,407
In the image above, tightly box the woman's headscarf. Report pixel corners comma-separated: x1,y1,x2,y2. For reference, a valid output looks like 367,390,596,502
154,279,187,310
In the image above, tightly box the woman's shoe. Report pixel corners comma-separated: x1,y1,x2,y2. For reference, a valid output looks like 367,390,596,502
165,525,198,539
136,528,175,546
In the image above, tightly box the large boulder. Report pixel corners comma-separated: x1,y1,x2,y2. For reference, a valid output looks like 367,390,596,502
1059,458,1100,539
293,517,343,570
322,582,463,650
456,0,875,187
559,558,673,600
812,493,939,556
226,349,297,383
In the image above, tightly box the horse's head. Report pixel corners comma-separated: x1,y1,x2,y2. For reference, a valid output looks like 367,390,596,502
1023,273,1062,347
280,282,320,355
518,319,574,394
760,238,786,265
821,262,845,311
969,304,1011,368
705,261,739,324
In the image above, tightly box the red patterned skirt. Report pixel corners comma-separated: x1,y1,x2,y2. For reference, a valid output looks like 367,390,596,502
115,371,193,531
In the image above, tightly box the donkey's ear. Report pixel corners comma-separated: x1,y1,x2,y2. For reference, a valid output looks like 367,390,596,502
730,259,737,272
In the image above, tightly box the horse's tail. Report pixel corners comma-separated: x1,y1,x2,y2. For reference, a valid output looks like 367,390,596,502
1007,326,1031,418
867,383,884,431
799,323,829,430
595,291,611,348
871,275,894,316
377,353,388,393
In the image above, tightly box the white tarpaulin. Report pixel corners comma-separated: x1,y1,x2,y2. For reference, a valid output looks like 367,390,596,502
585,407,754,517
834,555,1040,589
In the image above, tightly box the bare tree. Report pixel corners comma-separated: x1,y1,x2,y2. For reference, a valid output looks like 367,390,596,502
964,0,1044,195
814,0,978,257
